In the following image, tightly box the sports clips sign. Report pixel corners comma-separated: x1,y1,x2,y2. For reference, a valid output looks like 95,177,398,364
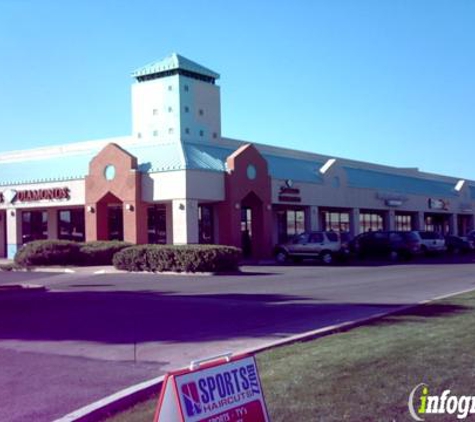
154,354,270,422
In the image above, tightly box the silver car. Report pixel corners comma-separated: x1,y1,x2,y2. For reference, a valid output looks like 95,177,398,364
274,231,342,265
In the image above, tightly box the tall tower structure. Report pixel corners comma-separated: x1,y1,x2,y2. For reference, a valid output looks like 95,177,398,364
131,53,221,144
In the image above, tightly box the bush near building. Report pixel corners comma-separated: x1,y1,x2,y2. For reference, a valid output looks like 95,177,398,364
113,244,242,273
14,240,132,267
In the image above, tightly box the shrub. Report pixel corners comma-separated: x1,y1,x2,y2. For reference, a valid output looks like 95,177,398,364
113,244,242,273
79,241,132,266
14,240,81,267
14,240,132,267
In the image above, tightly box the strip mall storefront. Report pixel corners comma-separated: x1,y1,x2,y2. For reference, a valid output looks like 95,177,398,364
1,140,474,260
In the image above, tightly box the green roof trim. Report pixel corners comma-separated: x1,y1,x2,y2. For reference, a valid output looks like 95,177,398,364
131,53,220,80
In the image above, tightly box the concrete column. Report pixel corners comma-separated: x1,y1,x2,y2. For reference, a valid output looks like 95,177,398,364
47,209,58,240
449,214,457,235
0,211,6,258
166,202,174,244
349,209,360,237
414,212,425,231
309,206,319,231
6,209,21,259
386,210,395,231
172,199,199,244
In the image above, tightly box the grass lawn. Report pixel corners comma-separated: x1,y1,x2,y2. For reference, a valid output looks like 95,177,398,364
103,290,475,421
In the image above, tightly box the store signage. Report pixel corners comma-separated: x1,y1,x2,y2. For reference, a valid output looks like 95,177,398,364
278,181,301,203
377,192,407,207
154,355,270,422
428,198,449,211
459,203,472,213
0,187,70,204
385,199,403,207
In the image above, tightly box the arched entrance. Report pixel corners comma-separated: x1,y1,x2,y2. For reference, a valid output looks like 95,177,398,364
95,192,124,241
240,191,264,258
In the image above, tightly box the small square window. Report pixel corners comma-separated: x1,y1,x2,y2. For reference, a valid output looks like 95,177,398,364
153,130,158,137
212,132,218,139
199,130,204,137
184,106,189,113
168,85,172,91
137,132,142,139
184,85,189,92
185,128,190,134
199,109,204,116
168,128,174,134
168,107,173,113
152,109,158,116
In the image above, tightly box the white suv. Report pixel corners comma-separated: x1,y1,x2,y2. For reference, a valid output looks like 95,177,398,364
274,231,342,265
416,231,446,254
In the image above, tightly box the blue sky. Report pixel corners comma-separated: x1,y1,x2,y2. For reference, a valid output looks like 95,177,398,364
0,0,474,179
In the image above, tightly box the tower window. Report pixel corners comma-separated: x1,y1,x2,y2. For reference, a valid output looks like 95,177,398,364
184,85,189,92
153,130,158,137
213,132,218,139
199,109,204,116
168,85,172,91
184,106,189,113
185,128,190,134
168,128,174,134
199,130,204,137
152,109,158,116
168,106,173,113
137,132,142,139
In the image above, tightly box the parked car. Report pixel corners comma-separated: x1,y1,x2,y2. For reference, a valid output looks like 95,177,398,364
445,235,475,254
348,230,422,260
416,231,446,254
274,231,342,265
466,230,475,243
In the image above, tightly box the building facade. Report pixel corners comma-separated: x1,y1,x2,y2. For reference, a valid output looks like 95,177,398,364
1,53,474,259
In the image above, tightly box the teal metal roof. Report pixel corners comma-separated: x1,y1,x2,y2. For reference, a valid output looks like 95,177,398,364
344,167,458,197
132,53,220,80
0,152,93,186
264,154,324,183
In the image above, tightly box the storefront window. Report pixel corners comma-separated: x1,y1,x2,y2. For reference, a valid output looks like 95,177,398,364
199,205,214,244
321,210,350,232
22,210,48,244
425,214,449,234
359,212,384,233
395,214,412,231
148,205,167,244
277,209,305,243
58,209,85,241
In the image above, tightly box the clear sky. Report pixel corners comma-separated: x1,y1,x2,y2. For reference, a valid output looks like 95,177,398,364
0,0,474,179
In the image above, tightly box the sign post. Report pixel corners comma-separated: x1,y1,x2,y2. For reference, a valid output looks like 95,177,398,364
154,353,270,422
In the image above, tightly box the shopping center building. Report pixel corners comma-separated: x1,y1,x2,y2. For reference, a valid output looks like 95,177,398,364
1,53,474,259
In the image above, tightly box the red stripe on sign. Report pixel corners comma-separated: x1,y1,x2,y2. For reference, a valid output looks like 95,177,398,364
197,399,266,422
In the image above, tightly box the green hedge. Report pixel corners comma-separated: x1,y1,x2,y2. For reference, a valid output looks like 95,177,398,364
79,241,133,266
14,240,132,267
113,244,242,273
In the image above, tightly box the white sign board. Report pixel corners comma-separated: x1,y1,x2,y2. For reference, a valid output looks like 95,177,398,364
154,355,270,422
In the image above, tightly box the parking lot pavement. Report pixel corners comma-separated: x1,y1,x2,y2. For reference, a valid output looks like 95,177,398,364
1,260,475,421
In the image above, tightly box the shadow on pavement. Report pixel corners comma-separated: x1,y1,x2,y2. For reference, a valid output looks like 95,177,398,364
0,289,471,346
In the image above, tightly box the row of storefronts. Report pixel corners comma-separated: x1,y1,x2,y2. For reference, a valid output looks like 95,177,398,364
1,53,474,259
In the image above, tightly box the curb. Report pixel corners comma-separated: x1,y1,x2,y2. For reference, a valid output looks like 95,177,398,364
0,284,46,292
53,285,475,421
